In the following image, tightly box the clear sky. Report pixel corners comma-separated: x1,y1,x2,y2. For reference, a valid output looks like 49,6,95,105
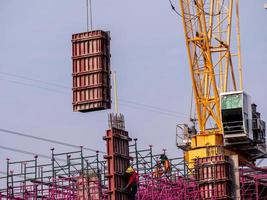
0,0,267,177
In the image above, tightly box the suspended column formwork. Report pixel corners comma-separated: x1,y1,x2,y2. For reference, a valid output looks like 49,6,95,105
72,30,112,113
103,113,132,200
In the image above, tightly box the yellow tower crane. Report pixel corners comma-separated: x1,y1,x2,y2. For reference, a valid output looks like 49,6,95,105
176,0,267,165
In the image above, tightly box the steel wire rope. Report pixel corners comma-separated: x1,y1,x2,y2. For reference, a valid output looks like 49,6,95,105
86,0,93,31
189,87,194,120
0,129,105,154
86,0,89,31
168,0,199,19
168,0,183,17
89,0,93,30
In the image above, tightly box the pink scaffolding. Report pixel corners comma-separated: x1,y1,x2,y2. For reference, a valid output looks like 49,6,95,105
0,148,108,200
1,138,267,199
240,164,267,200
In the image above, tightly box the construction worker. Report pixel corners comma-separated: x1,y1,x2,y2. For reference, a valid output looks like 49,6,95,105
160,154,171,176
122,166,138,200
153,160,163,178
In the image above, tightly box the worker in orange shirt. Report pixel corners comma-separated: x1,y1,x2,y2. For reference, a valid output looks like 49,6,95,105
153,160,163,178
123,166,138,200
160,153,171,177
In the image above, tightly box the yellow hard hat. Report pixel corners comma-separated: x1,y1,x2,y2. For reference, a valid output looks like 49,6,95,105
126,166,134,174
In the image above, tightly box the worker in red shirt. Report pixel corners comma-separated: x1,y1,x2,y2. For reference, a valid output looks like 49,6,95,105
122,166,138,200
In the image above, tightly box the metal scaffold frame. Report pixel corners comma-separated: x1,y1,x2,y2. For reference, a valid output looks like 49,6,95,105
130,139,197,200
240,164,267,200
0,148,108,200
1,140,267,199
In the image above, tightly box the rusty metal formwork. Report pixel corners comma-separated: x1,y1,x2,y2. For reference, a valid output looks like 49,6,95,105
194,155,233,199
103,113,132,200
72,30,111,112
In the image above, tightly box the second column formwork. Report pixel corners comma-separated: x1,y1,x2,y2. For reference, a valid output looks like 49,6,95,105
104,114,132,200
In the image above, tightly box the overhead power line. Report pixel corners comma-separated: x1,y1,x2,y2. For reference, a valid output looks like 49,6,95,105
120,98,188,117
0,74,188,117
0,78,69,95
0,73,188,118
0,145,51,159
0,71,69,90
120,102,187,119
0,145,70,163
0,171,6,175
0,128,105,154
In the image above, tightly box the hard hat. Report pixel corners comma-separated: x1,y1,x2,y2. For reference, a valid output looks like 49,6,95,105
126,166,134,174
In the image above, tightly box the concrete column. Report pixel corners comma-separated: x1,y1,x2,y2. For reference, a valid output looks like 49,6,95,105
230,155,240,200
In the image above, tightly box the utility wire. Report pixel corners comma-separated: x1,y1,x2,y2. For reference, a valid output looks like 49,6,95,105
0,78,69,95
120,98,188,117
0,145,51,160
0,71,69,90
0,171,7,176
0,171,32,180
0,145,72,163
120,103,184,118
0,74,188,118
0,129,105,154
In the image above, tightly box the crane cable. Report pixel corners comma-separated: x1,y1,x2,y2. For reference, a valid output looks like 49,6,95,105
86,0,93,31
189,87,195,122
168,0,183,17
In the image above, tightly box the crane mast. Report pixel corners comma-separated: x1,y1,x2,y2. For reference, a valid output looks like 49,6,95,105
176,0,267,164
180,0,242,133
